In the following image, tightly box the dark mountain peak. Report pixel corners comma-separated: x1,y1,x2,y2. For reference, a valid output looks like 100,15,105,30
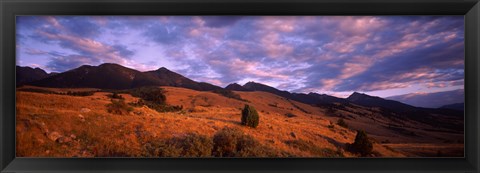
99,63,117,66
153,67,172,73
98,63,131,69
243,81,272,89
16,66,50,86
76,64,93,69
149,67,182,77
306,92,349,104
347,91,417,112
225,83,250,91
17,65,47,73
145,67,222,91
152,67,180,75
308,92,327,97
157,67,169,71
243,81,293,99
347,92,380,101
244,81,260,85
33,67,44,71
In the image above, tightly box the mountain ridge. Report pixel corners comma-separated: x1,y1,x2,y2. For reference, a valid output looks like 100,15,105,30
19,63,464,116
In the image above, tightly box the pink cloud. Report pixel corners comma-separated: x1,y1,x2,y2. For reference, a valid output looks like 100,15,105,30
258,17,297,33
261,32,294,58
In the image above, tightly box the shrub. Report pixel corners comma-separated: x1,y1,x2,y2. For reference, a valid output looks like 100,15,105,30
285,139,343,157
212,127,277,157
106,99,133,115
66,91,95,96
241,104,259,128
128,87,182,112
268,103,278,107
285,112,297,118
107,92,124,100
142,140,182,157
129,87,166,104
347,130,373,156
177,133,213,157
336,118,349,128
212,127,242,157
142,133,212,157
212,89,248,102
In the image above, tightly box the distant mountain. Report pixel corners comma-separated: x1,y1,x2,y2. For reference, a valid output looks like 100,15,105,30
144,67,222,91
440,103,464,111
347,92,417,112
28,63,222,91
306,92,350,105
225,83,251,91
16,66,53,86
30,63,150,89
242,81,347,105
243,82,292,98
346,92,463,129
386,89,464,108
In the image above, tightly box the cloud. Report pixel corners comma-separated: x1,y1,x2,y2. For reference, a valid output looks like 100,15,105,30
201,16,243,28
16,16,465,98
47,55,97,72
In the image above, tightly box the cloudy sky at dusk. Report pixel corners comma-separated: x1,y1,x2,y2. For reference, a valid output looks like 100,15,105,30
16,16,464,98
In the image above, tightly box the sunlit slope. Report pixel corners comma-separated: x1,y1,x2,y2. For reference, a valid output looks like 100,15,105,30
19,85,463,157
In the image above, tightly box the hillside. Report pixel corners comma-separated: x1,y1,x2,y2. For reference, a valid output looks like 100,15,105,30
440,103,464,111
16,86,463,157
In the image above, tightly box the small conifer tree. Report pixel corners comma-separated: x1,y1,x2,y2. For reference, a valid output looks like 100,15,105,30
241,104,259,128
350,130,373,156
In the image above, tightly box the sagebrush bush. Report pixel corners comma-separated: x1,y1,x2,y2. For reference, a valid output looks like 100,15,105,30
142,133,212,157
129,87,166,104
128,87,182,112
212,127,242,157
66,91,95,96
347,130,373,156
285,112,297,118
212,127,277,157
241,105,259,128
106,99,133,115
142,140,182,157
176,133,213,157
336,118,348,128
212,89,248,102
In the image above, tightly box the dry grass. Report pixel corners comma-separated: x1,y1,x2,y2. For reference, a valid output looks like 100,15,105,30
16,86,461,157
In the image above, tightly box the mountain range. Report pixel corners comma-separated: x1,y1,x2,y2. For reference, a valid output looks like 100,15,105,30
386,89,464,109
24,63,222,91
17,63,463,113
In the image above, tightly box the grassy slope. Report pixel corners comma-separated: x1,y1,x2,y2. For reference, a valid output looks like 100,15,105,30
16,85,461,157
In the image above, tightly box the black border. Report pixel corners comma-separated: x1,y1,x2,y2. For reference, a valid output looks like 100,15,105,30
1,0,479,172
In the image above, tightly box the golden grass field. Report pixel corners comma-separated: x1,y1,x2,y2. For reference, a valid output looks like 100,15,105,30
16,86,463,157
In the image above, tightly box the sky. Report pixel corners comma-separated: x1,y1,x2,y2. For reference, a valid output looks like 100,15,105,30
16,16,464,98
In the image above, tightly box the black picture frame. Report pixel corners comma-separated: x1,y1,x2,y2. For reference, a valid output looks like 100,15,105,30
1,0,479,172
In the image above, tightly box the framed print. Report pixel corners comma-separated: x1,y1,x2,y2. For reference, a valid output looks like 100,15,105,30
1,0,479,172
